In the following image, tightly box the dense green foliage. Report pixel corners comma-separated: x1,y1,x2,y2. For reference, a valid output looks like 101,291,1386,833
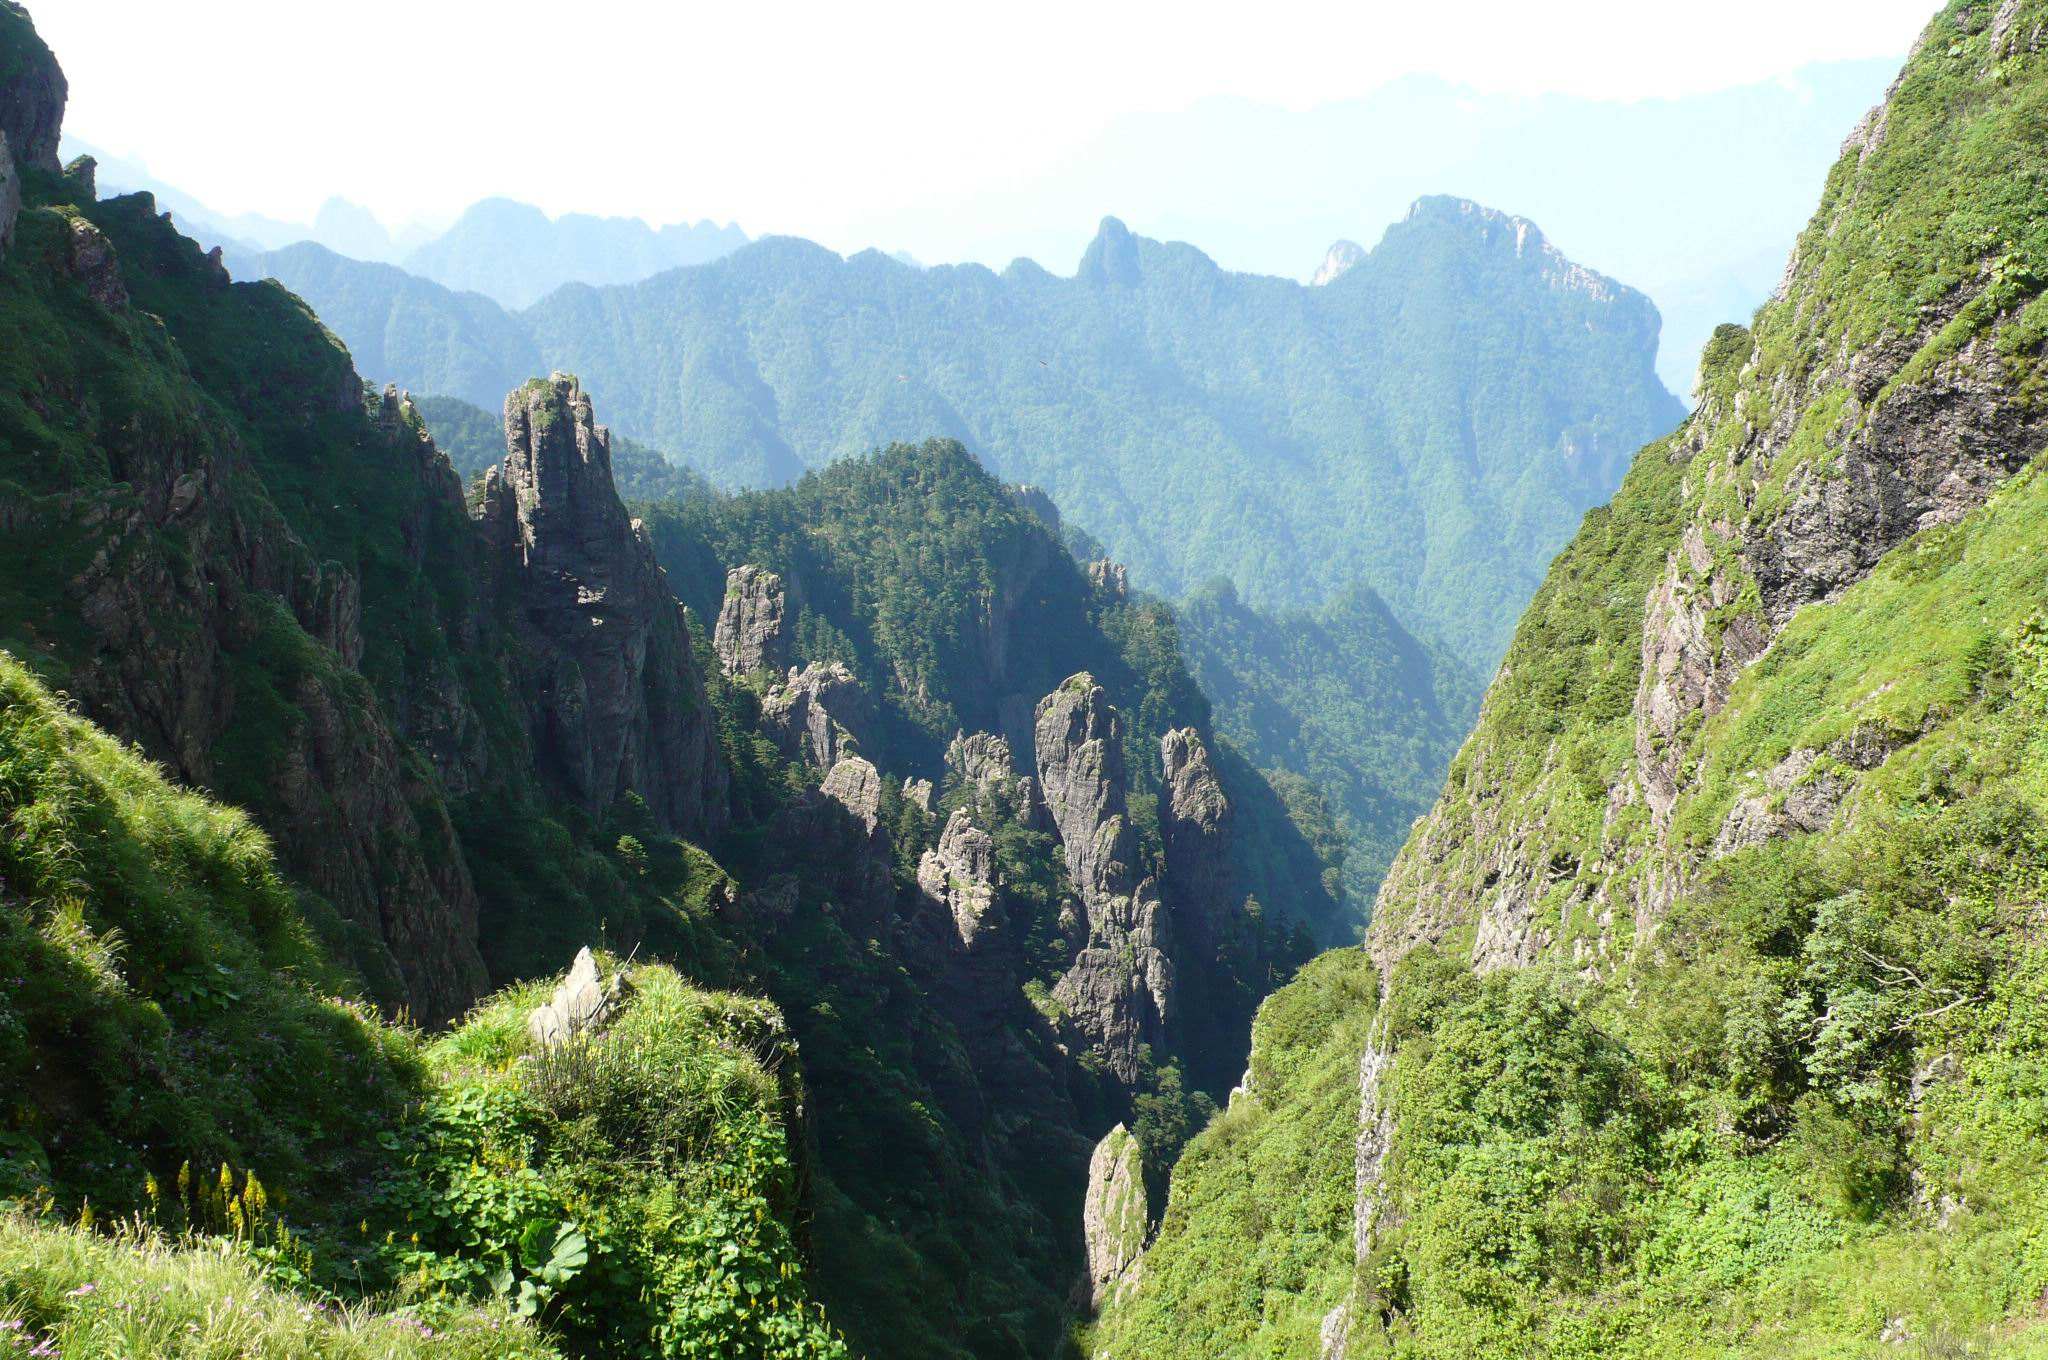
1176,580,1481,909
0,652,844,1357
249,205,1682,665
1091,950,1379,1358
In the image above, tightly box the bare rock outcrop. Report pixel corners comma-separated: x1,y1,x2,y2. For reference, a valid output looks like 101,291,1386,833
944,729,1046,826
476,374,727,839
919,809,999,950
713,564,789,676
762,661,876,770
0,4,65,173
1160,727,1233,953
1087,558,1129,599
1082,1123,1148,1311
820,753,884,833
527,946,631,1048
65,217,127,309
1036,674,1174,1082
1311,239,1365,287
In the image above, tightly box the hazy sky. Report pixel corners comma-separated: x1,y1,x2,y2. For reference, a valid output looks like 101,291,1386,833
40,0,1941,268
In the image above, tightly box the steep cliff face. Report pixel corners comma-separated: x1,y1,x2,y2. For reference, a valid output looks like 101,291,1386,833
0,131,490,1019
1108,5,2048,1355
1159,726,1233,954
1369,0,2048,982
477,374,727,839
0,2,62,173
1037,674,1175,1083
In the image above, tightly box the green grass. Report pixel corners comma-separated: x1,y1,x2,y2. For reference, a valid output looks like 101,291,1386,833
0,1214,559,1359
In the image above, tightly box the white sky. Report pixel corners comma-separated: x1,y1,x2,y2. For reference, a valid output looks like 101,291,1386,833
38,0,1941,263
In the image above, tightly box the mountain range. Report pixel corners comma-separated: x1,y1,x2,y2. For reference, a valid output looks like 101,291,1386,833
9,1,2048,1358
229,200,1683,670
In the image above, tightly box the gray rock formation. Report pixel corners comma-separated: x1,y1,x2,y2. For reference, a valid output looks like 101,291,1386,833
713,564,789,676
65,217,126,308
762,661,875,770
0,132,16,260
62,151,92,199
1311,239,1365,287
1082,1123,1148,1311
0,8,65,173
820,754,884,833
1087,559,1129,599
527,946,631,1048
1160,727,1233,952
476,374,727,838
1036,675,1174,1082
944,729,1046,826
902,776,935,815
919,809,999,950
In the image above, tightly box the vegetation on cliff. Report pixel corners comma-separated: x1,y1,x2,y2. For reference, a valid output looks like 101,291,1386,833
1104,3,2048,1354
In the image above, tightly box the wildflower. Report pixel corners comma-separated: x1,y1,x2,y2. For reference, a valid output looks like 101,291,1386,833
64,1283,95,1297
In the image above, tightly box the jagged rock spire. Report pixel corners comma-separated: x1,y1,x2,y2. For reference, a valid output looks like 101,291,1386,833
477,374,727,837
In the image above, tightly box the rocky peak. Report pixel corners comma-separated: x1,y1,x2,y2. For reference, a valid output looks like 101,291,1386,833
944,728,1046,826
1087,558,1129,599
1159,726,1233,949
819,754,884,833
0,2,66,173
762,661,876,770
1078,215,1143,288
1311,239,1365,287
476,374,727,837
1034,675,1138,912
713,564,790,676
1081,1123,1148,1311
1036,674,1174,1082
918,808,1000,951
62,151,92,199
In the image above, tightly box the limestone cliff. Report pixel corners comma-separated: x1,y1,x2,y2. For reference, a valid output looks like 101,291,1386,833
477,374,727,839
713,563,789,676
0,1,62,173
761,661,876,771
1082,1124,1148,1311
1036,674,1174,1083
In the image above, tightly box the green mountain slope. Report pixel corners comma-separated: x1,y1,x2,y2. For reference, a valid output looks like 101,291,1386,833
402,197,747,310
0,9,1344,1357
242,201,1682,666
1102,3,2048,1355
1175,581,1483,904
0,650,844,1358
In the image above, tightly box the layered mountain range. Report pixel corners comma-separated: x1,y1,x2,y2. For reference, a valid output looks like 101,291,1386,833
229,201,1681,668
9,1,2048,1358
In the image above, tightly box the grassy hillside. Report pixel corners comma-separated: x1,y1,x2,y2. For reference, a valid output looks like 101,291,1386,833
0,652,845,1357
1104,3,2048,1355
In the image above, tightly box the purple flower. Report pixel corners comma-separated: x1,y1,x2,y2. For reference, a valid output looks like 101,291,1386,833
65,1283,95,1297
